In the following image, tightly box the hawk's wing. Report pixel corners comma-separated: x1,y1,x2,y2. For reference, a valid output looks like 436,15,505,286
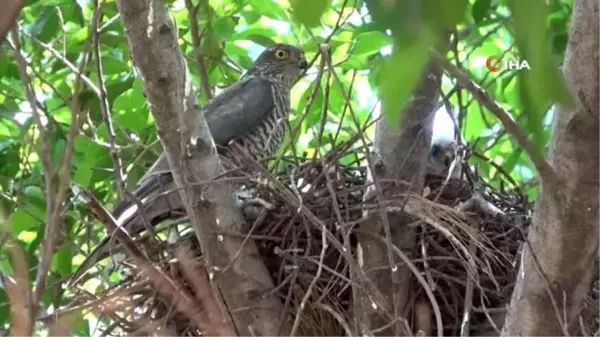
204,75,275,145
70,77,277,284
138,76,275,184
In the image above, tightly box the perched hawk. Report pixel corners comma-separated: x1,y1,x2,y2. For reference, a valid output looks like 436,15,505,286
73,44,307,282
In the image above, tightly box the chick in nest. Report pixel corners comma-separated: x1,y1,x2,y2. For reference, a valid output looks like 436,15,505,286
427,137,462,179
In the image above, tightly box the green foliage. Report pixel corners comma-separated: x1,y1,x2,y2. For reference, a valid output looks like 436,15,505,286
0,0,574,334
377,30,434,125
290,0,331,27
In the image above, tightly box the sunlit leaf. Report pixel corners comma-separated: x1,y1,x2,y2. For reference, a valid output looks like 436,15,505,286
378,29,435,125
422,0,469,31
10,207,43,236
364,0,420,38
508,0,573,156
352,31,392,56
51,246,73,276
28,6,60,42
290,0,330,28
23,185,47,214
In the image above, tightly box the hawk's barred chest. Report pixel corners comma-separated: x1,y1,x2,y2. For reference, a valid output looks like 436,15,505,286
224,78,291,164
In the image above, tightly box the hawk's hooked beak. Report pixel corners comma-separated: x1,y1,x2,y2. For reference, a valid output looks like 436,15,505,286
299,59,308,70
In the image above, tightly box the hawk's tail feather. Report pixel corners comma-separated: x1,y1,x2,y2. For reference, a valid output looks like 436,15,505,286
69,173,185,286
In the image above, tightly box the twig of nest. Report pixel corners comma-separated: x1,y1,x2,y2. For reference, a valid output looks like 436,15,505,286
63,137,598,337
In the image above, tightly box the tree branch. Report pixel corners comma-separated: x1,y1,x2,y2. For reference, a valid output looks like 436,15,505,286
356,52,446,335
114,0,290,334
184,0,212,100
501,0,599,334
0,0,22,44
430,50,556,182
92,0,127,202
11,24,88,322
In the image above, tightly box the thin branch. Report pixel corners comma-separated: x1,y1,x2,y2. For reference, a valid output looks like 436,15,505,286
2,239,33,336
289,222,328,336
79,188,211,332
10,27,55,324
25,33,102,97
185,0,212,100
92,0,126,201
431,50,556,181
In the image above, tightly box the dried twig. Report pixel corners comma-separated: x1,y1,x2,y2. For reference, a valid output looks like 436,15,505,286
91,0,127,201
10,24,88,321
184,0,212,100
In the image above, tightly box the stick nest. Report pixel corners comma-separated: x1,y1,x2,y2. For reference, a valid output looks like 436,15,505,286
69,136,599,336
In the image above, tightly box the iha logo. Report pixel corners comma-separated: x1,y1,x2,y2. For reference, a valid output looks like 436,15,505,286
485,56,530,72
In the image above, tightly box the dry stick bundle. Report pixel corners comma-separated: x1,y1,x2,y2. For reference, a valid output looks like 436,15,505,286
63,125,599,336
61,49,599,336
63,48,597,335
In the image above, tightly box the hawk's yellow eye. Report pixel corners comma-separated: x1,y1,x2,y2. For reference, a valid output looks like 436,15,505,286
274,49,288,59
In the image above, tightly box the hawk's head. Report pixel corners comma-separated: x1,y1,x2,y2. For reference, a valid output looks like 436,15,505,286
248,43,308,86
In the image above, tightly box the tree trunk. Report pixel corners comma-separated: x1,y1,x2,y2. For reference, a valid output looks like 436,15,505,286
355,58,444,335
501,0,599,334
115,0,290,334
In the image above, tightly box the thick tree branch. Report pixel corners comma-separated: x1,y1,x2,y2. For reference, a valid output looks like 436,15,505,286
114,0,289,334
0,0,22,44
501,0,599,335
356,50,446,335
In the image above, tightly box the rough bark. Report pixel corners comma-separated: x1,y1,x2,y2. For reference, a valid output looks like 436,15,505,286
0,0,22,44
355,58,444,335
114,0,290,335
501,0,599,335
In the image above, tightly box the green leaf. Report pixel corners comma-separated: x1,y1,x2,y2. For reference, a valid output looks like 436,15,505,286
0,59,20,79
247,0,288,20
507,0,573,157
73,135,109,187
213,16,237,40
378,29,435,125
51,246,73,276
0,289,8,325
73,161,93,187
101,56,131,75
290,0,330,28
504,146,524,174
113,82,150,132
297,83,324,130
465,105,490,141
17,230,38,244
23,185,46,214
231,24,278,46
365,0,420,37
352,31,392,56
422,0,469,31
10,209,42,237
0,141,20,178
472,0,492,25
28,6,60,42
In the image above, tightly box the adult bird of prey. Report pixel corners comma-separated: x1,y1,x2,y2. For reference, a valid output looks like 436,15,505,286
72,44,308,283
